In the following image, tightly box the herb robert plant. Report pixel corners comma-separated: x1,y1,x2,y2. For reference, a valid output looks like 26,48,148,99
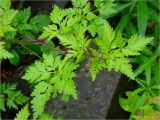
0,0,152,119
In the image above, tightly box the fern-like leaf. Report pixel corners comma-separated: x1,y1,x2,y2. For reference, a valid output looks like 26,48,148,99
0,0,11,11
0,83,28,111
89,58,106,81
94,0,116,17
13,7,31,32
105,33,151,79
39,113,54,120
7,91,28,109
40,25,58,40
29,15,50,33
107,57,134,79
0,42,13,60
122,35,153,56
0,82,17,94
0,0,17,37
23,53,79,118
58,33,90,62
50,5,65,24
72,0,88,8
15,105,30,120
31,81,53,119
22,60,51,84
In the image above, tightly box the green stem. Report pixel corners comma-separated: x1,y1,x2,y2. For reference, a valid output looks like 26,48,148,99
129,0,136,14
17,41,43,60
6,39,43,60
134,45,160,77
19,34,63,55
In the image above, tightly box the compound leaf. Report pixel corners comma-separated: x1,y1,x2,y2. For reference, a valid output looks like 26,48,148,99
122,35,152,56
15,105,30,120
31,82,53,119
0,42,13,60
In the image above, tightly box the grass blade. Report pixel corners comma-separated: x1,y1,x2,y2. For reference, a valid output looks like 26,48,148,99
106,3,132,19
115,13,130,32
145,65,151,86
137,1,148,35
134,46,160,77
128,21,137,35
148,0,160,11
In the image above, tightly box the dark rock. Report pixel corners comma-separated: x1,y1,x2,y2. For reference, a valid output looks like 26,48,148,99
46,68,121,119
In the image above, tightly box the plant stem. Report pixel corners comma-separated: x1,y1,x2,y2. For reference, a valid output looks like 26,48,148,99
19,34,63,55
6,39,43,60
129,0,136,14
134,45,160,77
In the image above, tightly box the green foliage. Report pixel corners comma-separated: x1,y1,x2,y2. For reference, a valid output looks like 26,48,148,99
58,33,90,62
0,83,28,111
12,7,50,35
116,1,160,119
120,54,160,119
23,53,78,118
89,58,106,81
105,2,132,19
39,113,54,120
30,15,50,34
122,35,152,56
92,30,152,79
115,13,130,32
40,1,151,81
31,82,53,119
119,88,160,119
15,105,30,120
137,1,148,35
94,0,116,17
13,7,31,32
1,1,51,64
0,42,13,60
15,106,56,120
9,50,20,65
0,0,157,119
119,88,145,114
0,0,17,37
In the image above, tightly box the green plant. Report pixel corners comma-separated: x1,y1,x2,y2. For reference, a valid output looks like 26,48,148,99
0,42,13,60
23,0,151,119
0,83,28,111
0,0,17,37
0,0,51,65
39,0,151,80
23,53,78,118
114,0,160,119
15,105,30,120
119,46,160,119
0,0,157,119
14,105,61,120
0,0,15,61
